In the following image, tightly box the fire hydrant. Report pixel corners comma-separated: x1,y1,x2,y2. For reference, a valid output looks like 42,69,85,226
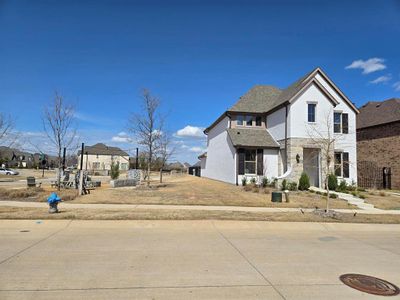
47,192,62,213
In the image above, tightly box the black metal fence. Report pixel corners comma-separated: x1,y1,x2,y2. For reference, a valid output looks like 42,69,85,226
357,161,391,189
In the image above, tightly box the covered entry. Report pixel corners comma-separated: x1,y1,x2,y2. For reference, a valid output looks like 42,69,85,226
303,148,320,187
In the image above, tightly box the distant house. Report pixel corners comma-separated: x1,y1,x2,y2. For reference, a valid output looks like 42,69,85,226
165,162,185,172
188,161,201,177
357,98,400,189
78,143,129,172
200,68,358,186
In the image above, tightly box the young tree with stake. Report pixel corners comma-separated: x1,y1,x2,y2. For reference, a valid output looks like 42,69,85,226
42,91,77,191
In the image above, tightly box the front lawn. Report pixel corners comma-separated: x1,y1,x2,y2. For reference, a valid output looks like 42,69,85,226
71,175,355,209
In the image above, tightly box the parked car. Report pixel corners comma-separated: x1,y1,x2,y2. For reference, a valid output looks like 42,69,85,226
0,168,19,175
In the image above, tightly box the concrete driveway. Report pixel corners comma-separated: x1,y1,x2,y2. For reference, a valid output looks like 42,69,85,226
0,220,399,299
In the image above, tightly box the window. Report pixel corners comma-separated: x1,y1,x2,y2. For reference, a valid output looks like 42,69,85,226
334,112,348,134
92,162,100,170
334,152,349,178
237,115,244,126
334,112,341,133
120,163,128,170
244,149,256,174
255,116,262,126
246,116,253,126
308,103,316,122
334,152,342,177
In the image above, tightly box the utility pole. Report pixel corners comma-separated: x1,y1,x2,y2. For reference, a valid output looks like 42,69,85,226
136,147,139,169
62,147,66,171
78,143,84,196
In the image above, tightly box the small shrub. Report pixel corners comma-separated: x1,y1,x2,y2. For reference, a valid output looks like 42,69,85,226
110,162,120,180
298,172,310,191
241,176,247,186
359,194,366,199
250,177,256,185
351,191,357,197
309,189,315,193
323,192,328,197
379,191,386,197
243,185,252,192
288,181,298,191
269,178,278,188
337,180,347,192
316,191,322,195
357,187,366,192
329,193,338,199
261,177,269,188
281,179,287,191
328,173,338,191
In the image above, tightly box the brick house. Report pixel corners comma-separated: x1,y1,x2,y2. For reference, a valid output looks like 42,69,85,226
357,98,400,189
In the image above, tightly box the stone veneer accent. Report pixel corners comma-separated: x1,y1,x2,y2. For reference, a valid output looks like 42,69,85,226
278,138,333,187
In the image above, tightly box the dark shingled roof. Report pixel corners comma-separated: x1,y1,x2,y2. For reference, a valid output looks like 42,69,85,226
357,98,400,129
228,69,317,114
227,128,279,148
78,143,129,156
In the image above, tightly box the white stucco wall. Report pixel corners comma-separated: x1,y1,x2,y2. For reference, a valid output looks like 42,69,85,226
266,107,286,141
264,149,279,179
315,74,357,184
202,116,237,184
289,78,357,184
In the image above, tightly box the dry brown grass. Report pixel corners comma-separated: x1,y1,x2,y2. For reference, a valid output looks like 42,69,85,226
0,206,399,224
0,187,78,202
361,191,400,210
72,175,355,209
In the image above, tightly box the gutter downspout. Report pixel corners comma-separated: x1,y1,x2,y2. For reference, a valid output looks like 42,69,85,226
284,104,288,173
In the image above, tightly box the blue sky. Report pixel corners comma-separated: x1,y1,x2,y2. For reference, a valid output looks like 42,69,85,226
1,0,399,163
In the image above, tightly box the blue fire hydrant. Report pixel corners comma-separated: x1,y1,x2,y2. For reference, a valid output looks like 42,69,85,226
47,192,62,213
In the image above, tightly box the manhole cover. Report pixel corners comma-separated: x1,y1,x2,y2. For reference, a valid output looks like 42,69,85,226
340,274,400,296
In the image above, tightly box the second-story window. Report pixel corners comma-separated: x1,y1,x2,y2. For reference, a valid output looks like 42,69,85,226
308,103,316,123
255,116,262,126
237,115,244,126
334,112,341,133
246,116,253,126
334,112,349,134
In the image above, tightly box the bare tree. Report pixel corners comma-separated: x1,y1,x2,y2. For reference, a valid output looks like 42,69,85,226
156,132,175,183
128,89,163,186
0,113,16,147
43,91,77,190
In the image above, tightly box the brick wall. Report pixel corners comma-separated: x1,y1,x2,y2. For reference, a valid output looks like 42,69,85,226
357,121,400,189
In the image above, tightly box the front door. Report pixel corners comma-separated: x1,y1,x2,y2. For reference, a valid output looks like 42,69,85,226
303,148,320,187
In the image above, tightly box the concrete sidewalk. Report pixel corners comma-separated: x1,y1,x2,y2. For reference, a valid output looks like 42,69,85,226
1,200,400,215
0,220,399,299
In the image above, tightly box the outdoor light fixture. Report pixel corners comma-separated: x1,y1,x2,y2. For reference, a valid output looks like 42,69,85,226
296,154,300,163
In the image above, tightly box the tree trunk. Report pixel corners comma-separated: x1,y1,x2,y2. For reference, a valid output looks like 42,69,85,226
159,168,163,183
325,176,329,212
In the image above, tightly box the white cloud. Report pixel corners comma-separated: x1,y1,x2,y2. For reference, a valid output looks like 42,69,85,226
111,136,132,143
189,146,205,153
111,132,132,143
345,58,386,74
370,74,392,84
393,81,400,91
175,125,205,139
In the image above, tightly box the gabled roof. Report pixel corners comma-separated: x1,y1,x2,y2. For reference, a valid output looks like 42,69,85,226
78,143,129,156
205,67,358,134
228,85,282,113
357,98,400,129
227,128,279,148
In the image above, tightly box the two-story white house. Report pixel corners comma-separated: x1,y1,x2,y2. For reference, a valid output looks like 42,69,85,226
200,67,358,187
